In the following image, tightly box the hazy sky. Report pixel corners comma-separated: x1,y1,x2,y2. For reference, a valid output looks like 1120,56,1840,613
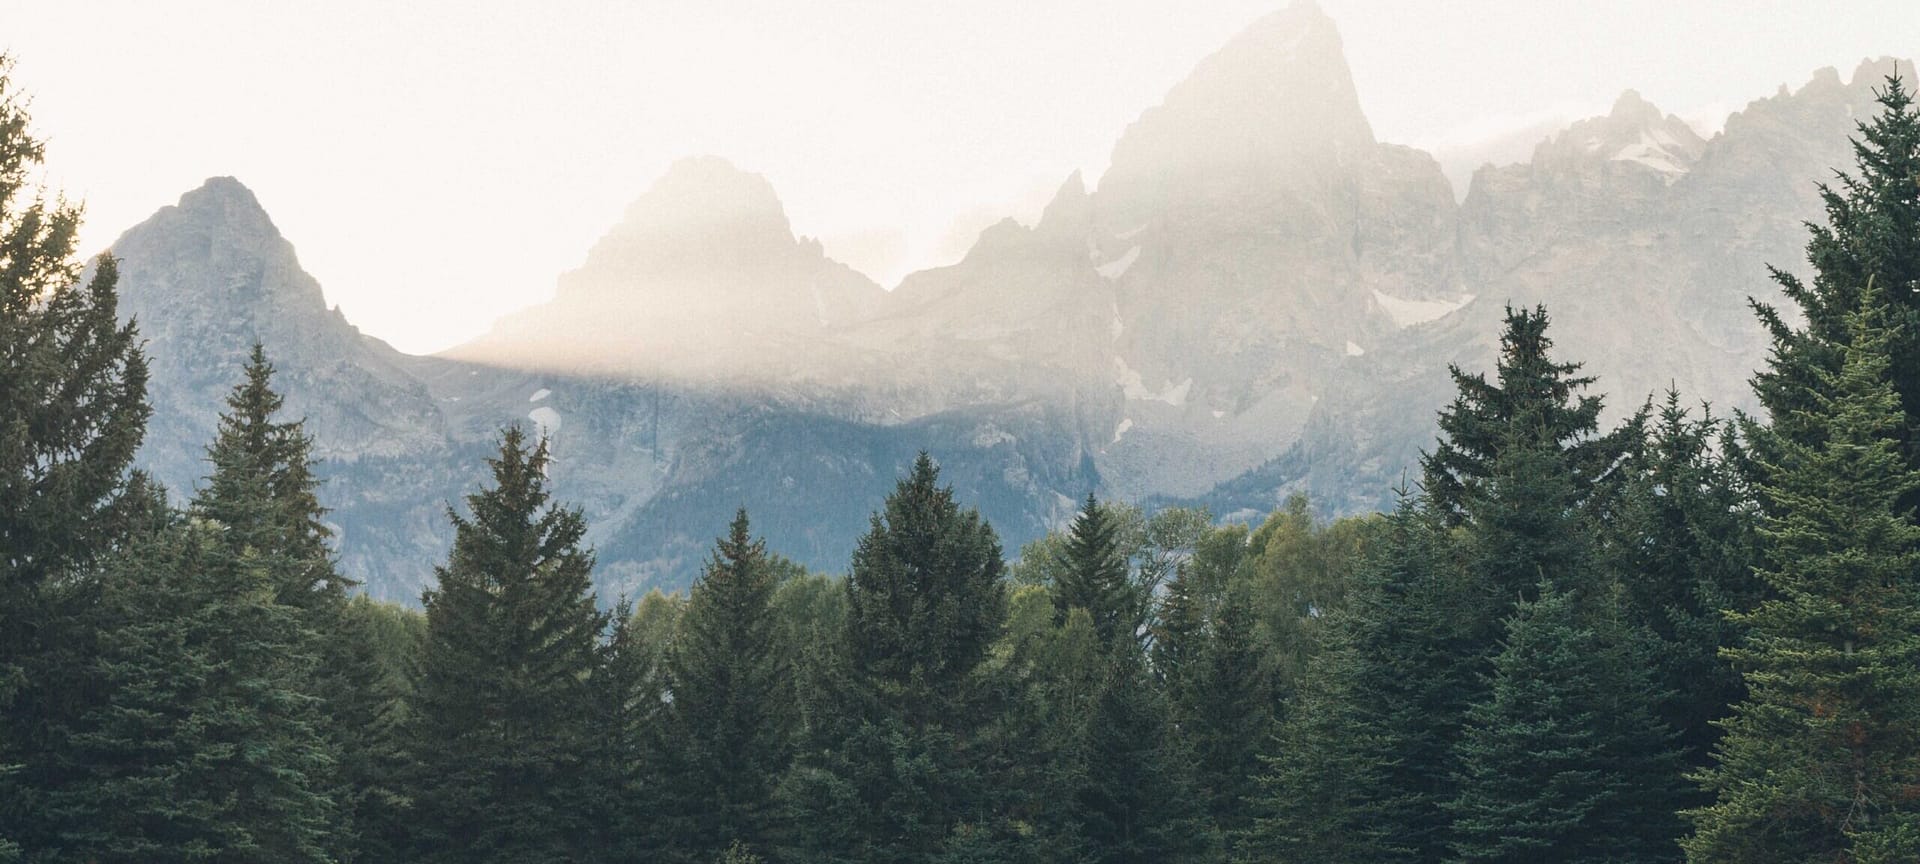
6,1,1916,353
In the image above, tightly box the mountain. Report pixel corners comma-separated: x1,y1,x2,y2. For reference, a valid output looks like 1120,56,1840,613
107,0,1918,601
446,156,884,384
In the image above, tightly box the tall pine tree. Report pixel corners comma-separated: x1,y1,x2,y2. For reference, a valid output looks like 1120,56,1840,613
1054,494,1138,649
782,453,1010,864
0,54,150,859
1687,287,1920,863
658,510,793,863
405,426,611,864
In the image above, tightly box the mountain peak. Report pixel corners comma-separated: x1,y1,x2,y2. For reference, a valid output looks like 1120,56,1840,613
1094,0,1373,223
164,175,279,240
578,155,801,279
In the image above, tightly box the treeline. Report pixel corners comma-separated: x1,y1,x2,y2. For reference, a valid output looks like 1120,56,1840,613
4,55,1920,863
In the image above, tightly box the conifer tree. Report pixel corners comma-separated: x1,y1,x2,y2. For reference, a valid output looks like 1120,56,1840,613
1608,392,1764,766
194,343,350,608
1420,305,1639,524
45,520,339,864
0,55,150,857
1750,73,1920,467
843,453,1007,729
1446,584,1684,864
1172,586,1273,847
782,453,1009,864
1067,654,1206,864
1687,289,1920,862
1242,498,1470,864
1054,494,1138,649
658,510,793,863
405,426,610,864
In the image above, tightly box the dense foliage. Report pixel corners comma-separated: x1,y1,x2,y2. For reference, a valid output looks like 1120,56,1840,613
4,51,1920,864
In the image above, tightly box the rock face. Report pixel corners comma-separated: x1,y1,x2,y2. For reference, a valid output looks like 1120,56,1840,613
109,0,1918,600
446,156,883,383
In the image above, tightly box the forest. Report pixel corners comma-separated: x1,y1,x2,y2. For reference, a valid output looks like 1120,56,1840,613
4,58,1920,864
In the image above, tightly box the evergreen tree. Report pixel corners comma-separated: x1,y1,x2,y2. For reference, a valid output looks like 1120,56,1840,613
1067,655,1206,864
782,453,1009,864
1687,290,1920,862
659,510,793,863
1446,584,1684,864
0,55,150,857
1607,392,1764,768
1170,586,1273,848
1054,494,1138,649
405,426,611,864
842,453,1007,729
1420,305,1639,524
1751,74,1920,470
1242,498,1472,864
193,343,351,608
44,520,338,864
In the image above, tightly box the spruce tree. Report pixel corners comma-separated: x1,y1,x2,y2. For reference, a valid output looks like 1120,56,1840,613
1067,654,1206,864
1054,494,1138,649
45,520,338,864
1751,73,1920,469
405,426,611,864
659,510,793,863
1171,586,1273,848
1446,584,1684,864
1607,392,1764,768
782,453,1009,863
194,343,350,608
1241,498,1471,864
1420,305,1639,524
1687,290,1920,862
0,55,150,858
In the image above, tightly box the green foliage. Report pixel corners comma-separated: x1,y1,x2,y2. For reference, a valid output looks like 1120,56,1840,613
0,54,150,858
1420,305,1640,525
404,426,611,863
1687,289,1920,862
44,521,338,864
1054,495,1138,648
1751,74,1920,465
1446,585,1685,864
1240,496,1374,684
1244,499,1471,864
657,510,794,862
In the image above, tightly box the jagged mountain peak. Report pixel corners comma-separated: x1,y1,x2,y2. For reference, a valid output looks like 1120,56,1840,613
1530,90,1704,181
578,155,802,277
1095,0,1372,224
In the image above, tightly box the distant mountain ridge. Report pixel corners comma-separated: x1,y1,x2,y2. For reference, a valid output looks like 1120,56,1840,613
106,1,1918,599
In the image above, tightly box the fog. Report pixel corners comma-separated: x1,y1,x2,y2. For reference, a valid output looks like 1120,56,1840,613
5,0,1916,354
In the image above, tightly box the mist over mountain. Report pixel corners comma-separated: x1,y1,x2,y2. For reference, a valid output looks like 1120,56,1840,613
107,1,1916,598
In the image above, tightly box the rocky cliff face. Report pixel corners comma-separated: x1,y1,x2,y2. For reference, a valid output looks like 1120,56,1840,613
109,1,1919,599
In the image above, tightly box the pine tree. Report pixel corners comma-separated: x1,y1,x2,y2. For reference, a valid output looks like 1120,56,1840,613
1751,73,1920,469
0,55,150,858
659,510,793,863
1241,498,1471,864
1446,584,1685,864
1420,305,1639,524
1173,586,1273,848
45,519,339,864
1686,288,1920,863
193,346,405,861
1607,392,1764,767
1067,654,1206,864
843,452,1007,729
193,343,350,609
782,453,1010,863
1054,494,1138,649
405,426,611,864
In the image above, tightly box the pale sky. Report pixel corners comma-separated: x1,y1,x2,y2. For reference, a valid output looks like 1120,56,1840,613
6,1,1916,354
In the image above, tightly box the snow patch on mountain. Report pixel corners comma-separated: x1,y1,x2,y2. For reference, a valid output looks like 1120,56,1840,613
1097,246,1141,280
1372,290,1475,328
529,388,551,402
